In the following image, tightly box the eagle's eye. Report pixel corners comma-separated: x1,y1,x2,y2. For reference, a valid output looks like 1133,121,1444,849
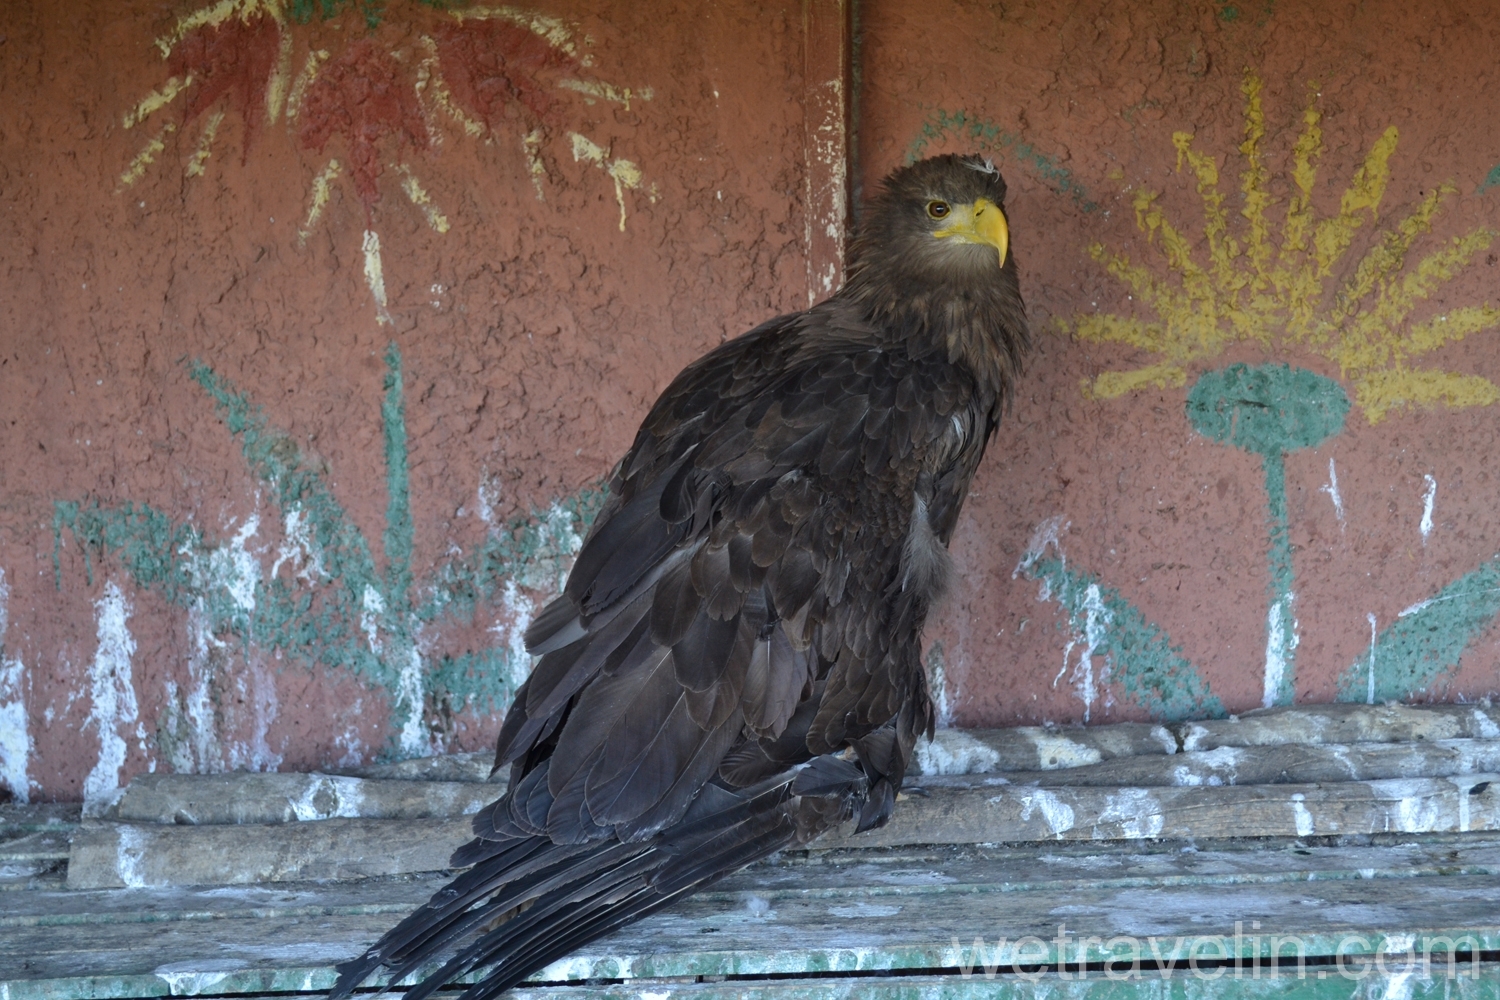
926,200,951,220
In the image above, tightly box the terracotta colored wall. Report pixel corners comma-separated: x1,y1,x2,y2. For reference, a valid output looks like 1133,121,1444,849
862,0,1500,729
4,0,1500,805
0,0,820,804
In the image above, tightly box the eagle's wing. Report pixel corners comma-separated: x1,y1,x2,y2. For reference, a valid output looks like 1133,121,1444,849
497,301,973,841
331,303,976,1000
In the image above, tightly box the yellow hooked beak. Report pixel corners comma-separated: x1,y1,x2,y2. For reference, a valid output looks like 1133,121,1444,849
933,197,1009,268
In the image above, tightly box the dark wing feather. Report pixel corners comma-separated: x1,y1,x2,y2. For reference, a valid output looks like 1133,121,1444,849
333,293,985,1000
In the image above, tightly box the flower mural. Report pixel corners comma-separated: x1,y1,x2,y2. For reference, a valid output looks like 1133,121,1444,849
1068,73,1500,424
1014,74,1500,720
117,0,653,321
54,347,605,783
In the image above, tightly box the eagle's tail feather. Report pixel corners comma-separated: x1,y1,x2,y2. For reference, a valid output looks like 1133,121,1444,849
330,776,811,1000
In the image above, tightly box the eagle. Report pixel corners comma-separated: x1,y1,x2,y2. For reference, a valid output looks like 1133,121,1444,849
331,153,1030,1000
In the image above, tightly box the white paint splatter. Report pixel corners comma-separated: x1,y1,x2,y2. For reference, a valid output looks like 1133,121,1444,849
271,505,324,582
1420,474,1437,542
1096,788,1164,839
362,229,392,325
1449,776,1472,833
1289,792,1314,837
115,825,152,889
0,569,33,803
290,775,367,821
1019,789,1076,838
83,581,140,816
914,730,1001,775
1394,789,1443,833
395,644,428,758
476,473,501,530
333,725,365,769
1367,612,1379,705
1261,594,1297,708
1382,970,1416,1000
215,514,260,614
360,585,386,654
1472,708,1500,739
1024,730,1102,770
453,6,578,55
225,656,281,772
1014,515,1069,581
1074,584,1109,721
166,514,272,774
493,579,537,698
1170,745,1242,786
1320,458,1345,530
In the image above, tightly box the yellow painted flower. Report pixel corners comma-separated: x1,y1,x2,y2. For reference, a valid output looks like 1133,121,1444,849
1070,74,1500,423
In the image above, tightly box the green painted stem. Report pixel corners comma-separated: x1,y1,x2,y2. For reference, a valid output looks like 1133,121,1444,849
381,342,413,615
1186,364,1348,710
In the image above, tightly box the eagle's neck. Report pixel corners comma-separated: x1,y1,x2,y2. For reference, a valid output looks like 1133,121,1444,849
836,275,1028,413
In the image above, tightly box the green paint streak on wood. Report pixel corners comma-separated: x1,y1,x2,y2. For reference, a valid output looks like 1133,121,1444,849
1019,555,1224,721
20,928,1495,998
906,110,1099,213
52,351,606,754
1339,555,1500,703
1187,364,1348,706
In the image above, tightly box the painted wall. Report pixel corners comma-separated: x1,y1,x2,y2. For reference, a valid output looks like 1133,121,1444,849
4,0,1500,804
862,0,1500,729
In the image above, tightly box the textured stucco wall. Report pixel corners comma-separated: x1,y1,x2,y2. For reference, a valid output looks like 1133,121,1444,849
0,0,816,804
4,0,1500,805
862,0,1500,730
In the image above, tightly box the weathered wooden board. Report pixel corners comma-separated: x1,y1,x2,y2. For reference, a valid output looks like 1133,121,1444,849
815,774,1500,848
337,751,496,784
7,851,1499,995
65,815,476,890
254,971,1500,1000
0,803,81,839
18,838,1500,927
115,773,496,826
1183,704,1500,750
67,775,1500,888
911,705,1500,776
976,738,1500,788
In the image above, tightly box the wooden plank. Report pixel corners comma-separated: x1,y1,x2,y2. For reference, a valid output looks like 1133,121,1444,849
335,750,494,783
115,772,496,825
941,738,1500,788
7,865,1499,993
915,724,1177,774
19,838,1500,927
0,803,81,838
11,971,1499,1000
139,706,1488,796
66,775,1500,888
912,705,1500,776
237,970,1500,1000
0,829,70,864
1177,703,1500,752
97,736,1500,832
65,815,475,890
837,774,1500,849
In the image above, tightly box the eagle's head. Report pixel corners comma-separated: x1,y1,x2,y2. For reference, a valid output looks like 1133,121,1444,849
843,154,1029,394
